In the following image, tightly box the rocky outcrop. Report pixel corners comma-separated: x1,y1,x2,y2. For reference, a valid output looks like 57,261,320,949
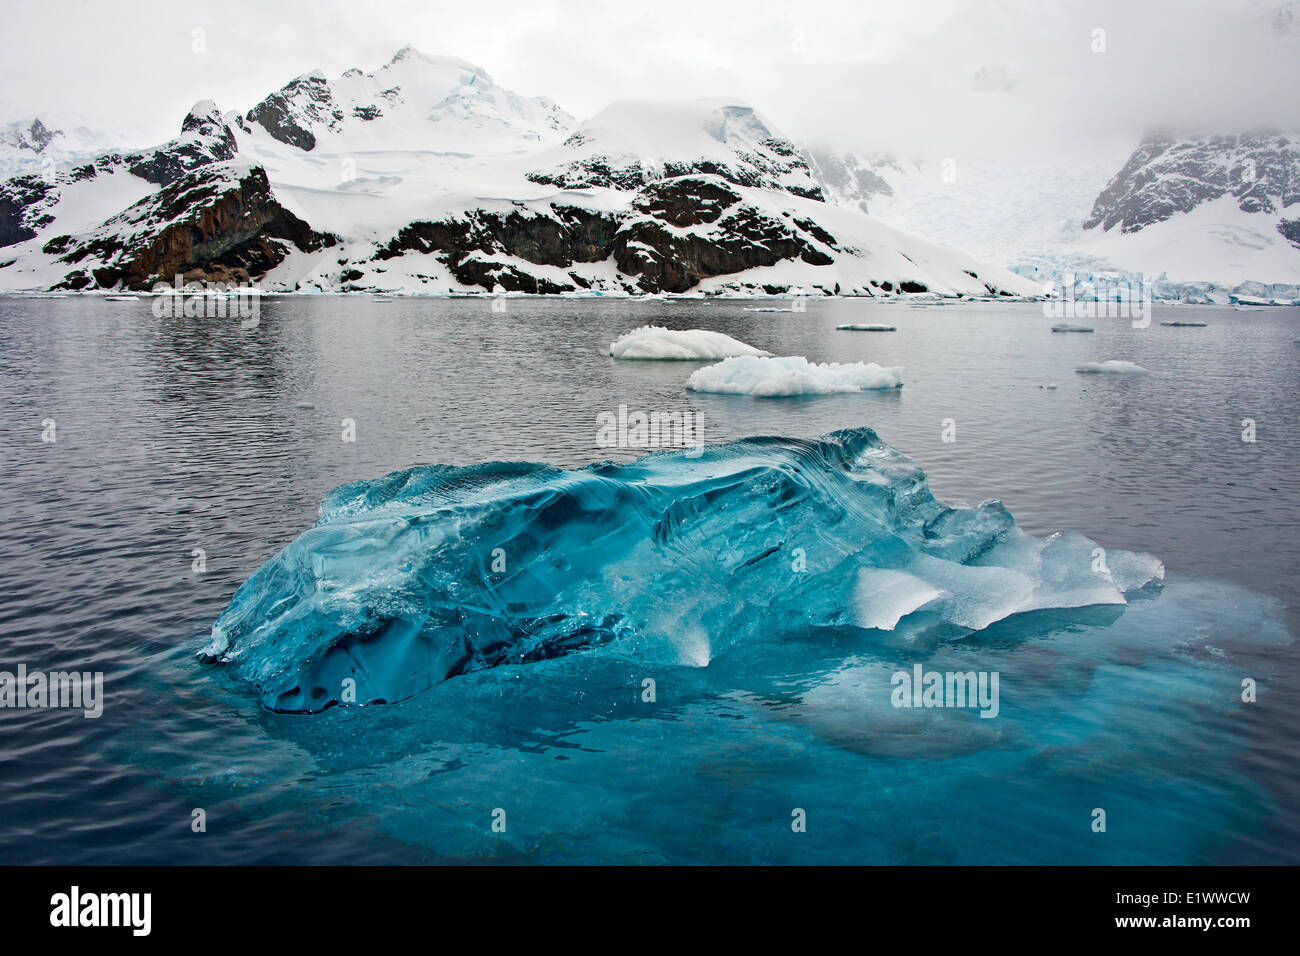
1280,218,1300,249
374,202,620,291
805,150,898,214
52,164,329,289
527,103,825,202
370,175,838,294
246,73,342,151
2,118,60,154
1084,130,1300,233
0,174,55,246
613,176,834,292
120,102,239,186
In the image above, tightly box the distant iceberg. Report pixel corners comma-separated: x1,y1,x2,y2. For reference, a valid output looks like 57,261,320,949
203,428,1164,713
608,326,770,360
686,355,904,396
1075,360,1148,374
836,323,897,331
1051,322,1094,333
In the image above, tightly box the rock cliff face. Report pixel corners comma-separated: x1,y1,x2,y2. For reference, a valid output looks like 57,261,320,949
0,102,327,289
247,73,341,151
1084,131,1300,233
0,48,1036,298
612,177,834,293
49,165,327,290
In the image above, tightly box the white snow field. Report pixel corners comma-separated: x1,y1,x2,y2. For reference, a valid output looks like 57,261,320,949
608,326,771,360
685,355,904,396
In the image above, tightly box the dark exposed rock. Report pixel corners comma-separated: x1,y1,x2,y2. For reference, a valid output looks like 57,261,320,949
122,105,238,186
247,73,343,151
55,164,329,290
631,176,740,227
2,118,62,155
377,202,619,285
613,177,836,293
805,149,898,214
1085,130,1300,233
0,174,55,246
374,174,839,293
1279,218,1300,249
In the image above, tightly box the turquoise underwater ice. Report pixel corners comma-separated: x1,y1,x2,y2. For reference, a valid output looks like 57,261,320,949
204,428,1165,713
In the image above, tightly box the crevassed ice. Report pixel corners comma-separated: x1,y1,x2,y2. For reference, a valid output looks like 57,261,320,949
203,428,1163,713
686,355,904,396
608,325,770,360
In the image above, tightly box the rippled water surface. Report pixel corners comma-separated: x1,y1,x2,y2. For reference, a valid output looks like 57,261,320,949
0,295,1296,864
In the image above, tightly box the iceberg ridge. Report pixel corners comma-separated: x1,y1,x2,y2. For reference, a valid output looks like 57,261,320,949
203,428,1163,712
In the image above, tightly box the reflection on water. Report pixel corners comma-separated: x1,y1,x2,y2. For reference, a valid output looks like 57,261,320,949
0,295,1296,864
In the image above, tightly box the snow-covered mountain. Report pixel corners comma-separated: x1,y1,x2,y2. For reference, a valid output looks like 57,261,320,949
811,132,1300,290
0,117,127,180
0,48,1037,297
1075,130,1300,284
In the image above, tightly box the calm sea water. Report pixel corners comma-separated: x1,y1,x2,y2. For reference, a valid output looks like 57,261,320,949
0,295,1296,864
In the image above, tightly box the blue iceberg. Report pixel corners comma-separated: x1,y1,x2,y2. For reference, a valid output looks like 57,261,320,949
203,428,1163,713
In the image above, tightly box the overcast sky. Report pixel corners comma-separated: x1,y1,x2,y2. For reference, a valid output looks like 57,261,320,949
2,0,1297,158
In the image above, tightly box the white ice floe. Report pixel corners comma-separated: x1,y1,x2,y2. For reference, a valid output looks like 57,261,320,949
686,354,903,396
1075,360,1148,374
837,323,896,331
1160,320,1208,327
1051,322,1094,332
609,325,771,360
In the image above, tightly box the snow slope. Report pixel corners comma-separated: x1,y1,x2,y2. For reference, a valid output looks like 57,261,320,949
0,48,1040,298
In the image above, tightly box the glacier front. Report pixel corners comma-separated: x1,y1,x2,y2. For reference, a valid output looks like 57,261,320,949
203,428,1163,713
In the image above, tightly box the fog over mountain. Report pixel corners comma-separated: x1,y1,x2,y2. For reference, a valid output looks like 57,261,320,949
3,0,1297,160
3,0,1297,291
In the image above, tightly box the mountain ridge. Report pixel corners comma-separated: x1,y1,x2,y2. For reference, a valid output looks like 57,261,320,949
0,47,1038,297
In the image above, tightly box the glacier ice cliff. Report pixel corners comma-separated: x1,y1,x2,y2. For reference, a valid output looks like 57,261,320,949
203,428,1163,713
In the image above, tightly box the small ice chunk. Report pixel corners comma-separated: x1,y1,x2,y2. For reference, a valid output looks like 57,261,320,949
837,324,896,331
1051,323,1094,332
686,355,904,396
1075,360,1148,374
609,325,770,360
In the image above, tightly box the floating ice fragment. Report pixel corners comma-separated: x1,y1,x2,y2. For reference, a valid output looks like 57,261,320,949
203,428,1163,713
686,355,903,396
1075,360,1148,374
608,325,770,360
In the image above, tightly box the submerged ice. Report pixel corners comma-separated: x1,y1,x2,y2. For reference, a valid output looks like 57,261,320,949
204,428,1163,713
